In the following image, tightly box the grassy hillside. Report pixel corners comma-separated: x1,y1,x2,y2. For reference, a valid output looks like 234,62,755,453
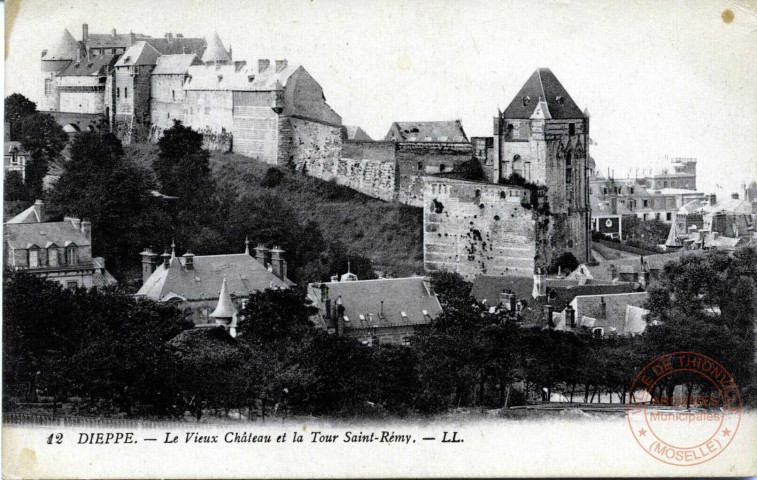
124,145,424,277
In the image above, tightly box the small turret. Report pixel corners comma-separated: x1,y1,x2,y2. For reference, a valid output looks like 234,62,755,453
211,277,238,337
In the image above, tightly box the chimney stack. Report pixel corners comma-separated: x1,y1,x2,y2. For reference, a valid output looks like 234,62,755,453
544,305,554,329
258,59,270,72
336,296,345,336
609,264,618,281
275,59,287,72
422,276,434,296
82,23,89,43
532,267,546,298
565,305,576,328
33,199,44,222
254,244,270,267
161,250,171,268
270,246,287,280
183,251,195,270
165,32,173,42
599,297,607,319
112,28,117,39
80,219,91,243
140,248,159,284
708,193,717,206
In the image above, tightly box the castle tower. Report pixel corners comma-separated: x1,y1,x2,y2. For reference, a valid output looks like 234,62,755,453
211,277,238,337
493,68,591,266
40,29,81,111
201,33,231,65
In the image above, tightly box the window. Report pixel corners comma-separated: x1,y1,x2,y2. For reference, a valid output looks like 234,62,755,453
111,48,116,54
44,79,52,95
48,247,59,267
124,87,128,98
117,88,120,98
67,281,78,290
655,213,660,220
666,212,672,221
566,168,572,184
522,96,531,107
402,337,411,346
663,181,668,187
28,249,39,268
172,90,176,100
417,162,423,171
643,199,649,208
629,187,634,194
66,246,78,265
569,123,576,136
603,187,608,195
439,164,446,172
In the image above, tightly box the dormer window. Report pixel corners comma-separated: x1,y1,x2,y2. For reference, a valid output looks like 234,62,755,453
66,246,78,265
555,95,564,105
522,95,531,107
48,246,59,267
28,246,40,268
248,75,255,82
218,75,223,82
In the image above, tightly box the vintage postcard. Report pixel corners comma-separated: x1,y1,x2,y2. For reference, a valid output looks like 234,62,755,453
2,0,756,477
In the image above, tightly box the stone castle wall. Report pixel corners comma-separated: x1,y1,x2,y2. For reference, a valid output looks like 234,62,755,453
396,142,473,207
423,178,536,280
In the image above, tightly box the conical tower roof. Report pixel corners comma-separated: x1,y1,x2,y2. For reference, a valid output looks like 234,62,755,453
503,68,585,120
201,32,231,64
44,29,81,61
210,277,237,319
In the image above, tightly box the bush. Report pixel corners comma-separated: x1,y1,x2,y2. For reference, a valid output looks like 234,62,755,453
549,252,579,274
260,167,285,188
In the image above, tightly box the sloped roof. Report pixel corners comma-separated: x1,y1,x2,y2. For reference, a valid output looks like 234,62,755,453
572,292,649,334
344,126,373,141
308,277,442,331
201,33,231,64
43,29,81,61
503,68,585,120
115,41,161,67
6,203,43,224
470,274,582,306
5,220,90,249
624,305,650,335
58,54,118,77
385,120,468,142
5,141,29,156
588,252,688,282
211,277,238,318
590,196,633,216
146,37,206,56
152,54,203,75
85,32,150,49
136,253,289,301
184,62,300,91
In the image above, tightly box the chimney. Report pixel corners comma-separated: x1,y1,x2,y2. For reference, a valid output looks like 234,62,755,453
161,250,171,268
183,251,195,270
599,297,607,319
82,23,89,43
336,297,345,336
609,264,618,281
258,59,270,72
275,59,287,72
65,216,82,230
422,276,434,296
731,193,739,200
228,44,232,60
112,28,117,39
270,246,287,280
544,305,554,329
33,199,44,222
254,244,270,266
532,268,546,298
565,305,576,328
80,219,91,243
140,248,159,284
165,32,173,42
708,193,717,206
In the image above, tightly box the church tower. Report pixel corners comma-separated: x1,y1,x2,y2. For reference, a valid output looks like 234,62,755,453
493,68,591,266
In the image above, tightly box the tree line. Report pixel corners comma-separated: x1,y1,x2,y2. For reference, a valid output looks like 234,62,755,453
4,247,754,419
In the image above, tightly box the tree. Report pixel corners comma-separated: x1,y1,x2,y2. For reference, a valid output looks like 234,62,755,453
4,94,37,139
550,251,579,274
13,112,67,197
4,171,26,201
154,120,213,201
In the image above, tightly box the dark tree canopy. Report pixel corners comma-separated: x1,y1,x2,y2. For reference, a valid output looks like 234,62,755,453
4,93,37,139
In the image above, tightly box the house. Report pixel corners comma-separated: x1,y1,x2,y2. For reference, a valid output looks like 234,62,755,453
554,292,651,337
136,241,293,327
4,123,29,182
4,200,117,288
307,276,442,346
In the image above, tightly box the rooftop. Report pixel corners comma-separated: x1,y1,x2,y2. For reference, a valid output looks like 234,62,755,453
385,120,468,142
502,68,585,120
152,54,203,75
58,54,118,77
5,219,90,250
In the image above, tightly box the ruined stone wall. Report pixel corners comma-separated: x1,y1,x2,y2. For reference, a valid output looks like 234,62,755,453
183,90,234,152
396,142,473,207
290,116,343,169
423,178,535,280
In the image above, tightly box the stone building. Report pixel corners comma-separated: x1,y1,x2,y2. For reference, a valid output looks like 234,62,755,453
4,123,29,181
4,200,117,288
307,276,442,346
136,241,293,327
423,69,592,279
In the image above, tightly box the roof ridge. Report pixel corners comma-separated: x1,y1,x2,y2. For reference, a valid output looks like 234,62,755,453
536,68,547,103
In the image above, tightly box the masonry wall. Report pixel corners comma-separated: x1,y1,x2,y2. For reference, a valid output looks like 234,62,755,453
113,66,153,143
231,91,279,162
150,74,188,141
424,178,535,280
183,90,234,152
302,141,397,202
290,116,343,169
58,81,105,115
396,142,473,207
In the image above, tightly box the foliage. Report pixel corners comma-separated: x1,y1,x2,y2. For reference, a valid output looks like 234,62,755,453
622,217,670,249
4,93,37,139
13,112,67,197
4,171,26,201
549,251,579,274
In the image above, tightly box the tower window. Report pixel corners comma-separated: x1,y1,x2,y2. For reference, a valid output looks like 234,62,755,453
556,95,565,105
417,162,423,171
439,164,446,172
124,87,128,98
569,123,576,136
172,90,176,100
522,96,531,107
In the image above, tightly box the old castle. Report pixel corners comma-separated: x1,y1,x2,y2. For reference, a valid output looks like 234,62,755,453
40,26,591,280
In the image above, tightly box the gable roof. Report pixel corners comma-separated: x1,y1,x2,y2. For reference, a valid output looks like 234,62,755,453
588,252,691,282
201,33,231,64
308,277,442,331
115,41,161,67
344,126,373,141
145,37,206,57
136,253,289,302
7,202,44,224
58,54,118,77
503,68,585,120
152,54,203,75
85,32,150,49
5,220,90,250
43,29,81,61
385,120,468,142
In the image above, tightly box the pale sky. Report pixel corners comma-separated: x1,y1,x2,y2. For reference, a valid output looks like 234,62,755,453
5,0,756,195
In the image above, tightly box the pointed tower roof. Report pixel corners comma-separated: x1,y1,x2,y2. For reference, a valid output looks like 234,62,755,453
211,277,237,319
44,29,81,61
115,41,161,67
201,33,231,64
503,68,585,120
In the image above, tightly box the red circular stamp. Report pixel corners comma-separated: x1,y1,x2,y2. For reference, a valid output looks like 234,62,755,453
626,352,742,466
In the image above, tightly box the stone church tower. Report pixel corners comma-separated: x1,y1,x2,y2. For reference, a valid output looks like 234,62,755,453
492,68,591,266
